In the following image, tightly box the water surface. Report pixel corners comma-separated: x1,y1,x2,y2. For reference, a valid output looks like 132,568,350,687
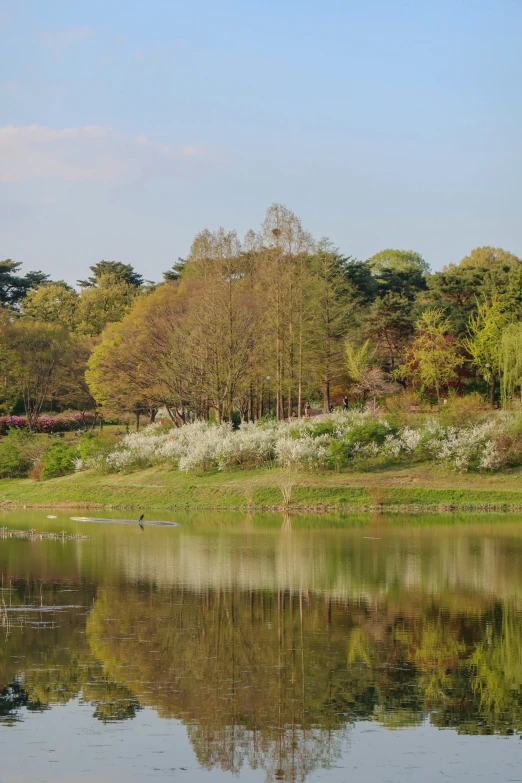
1,508,522,782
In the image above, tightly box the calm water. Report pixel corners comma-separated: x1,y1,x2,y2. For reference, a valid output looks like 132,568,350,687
2,509,522,783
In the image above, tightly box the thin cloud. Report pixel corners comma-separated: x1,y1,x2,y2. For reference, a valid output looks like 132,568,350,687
0,125,224,184
37,26,95,51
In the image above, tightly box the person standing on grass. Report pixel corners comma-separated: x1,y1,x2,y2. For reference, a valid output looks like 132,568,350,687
343,395,349,410
304,401,310,418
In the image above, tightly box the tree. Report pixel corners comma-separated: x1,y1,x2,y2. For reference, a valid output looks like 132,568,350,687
259,203,314,418
459,246,520,269
163,258,187,282
424,265,485,338
21,282,79,329
77,261,143,288
345,340,396,408
0,260,49,309
184,228,258,421
464,298,506,406
75,275,139,336
396,309,460,410
354,250,428,373
367,248,430,277
500,323,522,407
310,242,354,412
87,283,193,426
0,321,73,429
362,292,416,372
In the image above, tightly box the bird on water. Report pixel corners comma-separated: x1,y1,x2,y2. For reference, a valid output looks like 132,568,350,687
138,514,144,531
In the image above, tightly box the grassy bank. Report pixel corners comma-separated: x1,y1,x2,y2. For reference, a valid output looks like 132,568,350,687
2,462,522,512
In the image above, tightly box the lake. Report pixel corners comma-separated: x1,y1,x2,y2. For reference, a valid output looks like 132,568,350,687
1,508,522,782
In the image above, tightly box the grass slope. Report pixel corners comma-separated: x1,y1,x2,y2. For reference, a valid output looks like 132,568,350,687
2,462,522,511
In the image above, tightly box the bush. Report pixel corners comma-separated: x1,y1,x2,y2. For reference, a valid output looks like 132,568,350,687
0,430,50,478
439,393,489,427
0,438,32,478
256,411,276,425
39,442,78,480
329,420,399,469
1,413,88,433
77,431,117,461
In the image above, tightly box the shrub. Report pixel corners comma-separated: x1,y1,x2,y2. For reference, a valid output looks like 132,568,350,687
39,442,78,480
0,437,32,478
329,420,399,469
439,392,489,427
0,430,50,478
4,415,28,430
2,413,87,433
81,408,522,475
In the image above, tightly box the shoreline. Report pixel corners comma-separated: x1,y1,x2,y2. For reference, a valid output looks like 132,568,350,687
3,463,522,514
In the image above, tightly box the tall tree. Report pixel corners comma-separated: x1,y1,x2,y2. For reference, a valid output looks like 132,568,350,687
21,282,79,329
184,228,258,421
260,204,314,418
464,298,506,406
163,258,187,282
75,275,139,336
310,242,353,412
500,323,522,407
78,261,144,288
0,260,49,309
345,340,396,408
0,321,72,429
396,309,460,410
459,246,520,269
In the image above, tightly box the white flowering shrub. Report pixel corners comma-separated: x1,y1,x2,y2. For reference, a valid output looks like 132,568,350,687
275,435,329,470
422,420,499,471
76,408,522,475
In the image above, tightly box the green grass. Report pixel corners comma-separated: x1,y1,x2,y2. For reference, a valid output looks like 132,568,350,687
2,461,522,512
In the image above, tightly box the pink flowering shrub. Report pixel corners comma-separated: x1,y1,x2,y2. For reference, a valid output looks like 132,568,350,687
1,413,87,433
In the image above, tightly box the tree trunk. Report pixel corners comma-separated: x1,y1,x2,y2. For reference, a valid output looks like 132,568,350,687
490,376,495,407
323,379,330,414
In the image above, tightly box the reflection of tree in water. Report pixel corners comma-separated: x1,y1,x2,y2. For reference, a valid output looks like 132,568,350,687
88,587,353,782
87,584,522,780
3,577,522,780
0,579,141,724
0,679,49,725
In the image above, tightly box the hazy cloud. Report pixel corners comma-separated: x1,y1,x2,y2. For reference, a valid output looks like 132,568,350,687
37,26,95,51
0,125,223,184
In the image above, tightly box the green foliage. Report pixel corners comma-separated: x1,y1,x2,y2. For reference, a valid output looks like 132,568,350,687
77,261,143,289
367,249,430,276
21,282,79,329
0,259,49,309
396,309,460,407
500,323,522,407
256,411,276,425
0,430,49,478
77,432,115,461
0,436,32,478
464,298,506,403
39,442,78,480
308,420,336,438
459,246,520,268
439,393,489,427
328,420,397,469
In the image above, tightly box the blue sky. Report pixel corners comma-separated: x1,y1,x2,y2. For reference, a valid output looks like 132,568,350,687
1,0,521,282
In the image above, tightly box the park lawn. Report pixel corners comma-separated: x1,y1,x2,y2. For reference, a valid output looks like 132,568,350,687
2,462,522,511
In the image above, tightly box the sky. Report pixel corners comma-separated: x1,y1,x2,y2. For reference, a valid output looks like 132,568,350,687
1,0,521,284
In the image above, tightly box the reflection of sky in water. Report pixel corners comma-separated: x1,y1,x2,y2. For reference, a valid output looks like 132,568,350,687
2,510,522,781
1,704,521,783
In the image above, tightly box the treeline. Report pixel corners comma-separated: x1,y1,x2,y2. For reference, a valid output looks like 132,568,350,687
1,203,522,426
